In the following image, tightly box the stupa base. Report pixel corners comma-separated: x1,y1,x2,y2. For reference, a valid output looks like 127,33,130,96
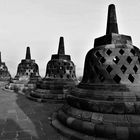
27,78,78,103
5,82,36,93
26,89,67,103
51,112,108,140
51,104,140,140
51,118,95,140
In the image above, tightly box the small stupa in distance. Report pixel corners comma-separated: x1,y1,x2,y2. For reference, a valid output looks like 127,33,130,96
7,46,41,91
0,52,11,81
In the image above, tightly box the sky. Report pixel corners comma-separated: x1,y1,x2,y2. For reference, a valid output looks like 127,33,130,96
0,0,140,77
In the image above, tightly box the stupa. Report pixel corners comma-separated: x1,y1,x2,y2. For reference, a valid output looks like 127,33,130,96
51,4,140,140
27,37,78,102
6,46,41,91
14,46,41,83
0,52,11,81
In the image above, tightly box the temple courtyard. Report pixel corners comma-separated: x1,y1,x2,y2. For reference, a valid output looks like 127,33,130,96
0,82,68,140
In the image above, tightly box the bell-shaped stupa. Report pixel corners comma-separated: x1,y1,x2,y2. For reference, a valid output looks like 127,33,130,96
51,4,140,140
0,52,11,81
28,37,78,102
14,46,41,84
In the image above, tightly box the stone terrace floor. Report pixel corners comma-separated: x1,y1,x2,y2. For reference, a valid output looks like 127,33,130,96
0,82,68,140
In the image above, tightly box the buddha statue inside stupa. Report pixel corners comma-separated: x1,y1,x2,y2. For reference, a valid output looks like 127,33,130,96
0,52,11,81
14,46,41,83
27,37,78,102
51,4,140,140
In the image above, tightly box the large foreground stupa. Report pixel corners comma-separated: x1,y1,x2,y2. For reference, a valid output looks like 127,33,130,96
0,52,11,81
27,37,78,102
51,4,140,140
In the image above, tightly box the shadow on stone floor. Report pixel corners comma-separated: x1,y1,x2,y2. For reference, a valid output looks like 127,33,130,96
15,92,68,140
0,118,37,140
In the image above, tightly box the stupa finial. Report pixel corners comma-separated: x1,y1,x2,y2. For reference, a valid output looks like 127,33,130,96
58,37,65,55
25,46,31,59
106,4,119,34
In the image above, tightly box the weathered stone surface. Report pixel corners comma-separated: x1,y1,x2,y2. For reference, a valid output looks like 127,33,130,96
44,37,77,82
0,82,67,140
27,37,78,102
51,4,140,140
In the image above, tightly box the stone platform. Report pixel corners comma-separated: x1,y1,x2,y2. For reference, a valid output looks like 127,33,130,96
26,88,67,103
0,82,68,140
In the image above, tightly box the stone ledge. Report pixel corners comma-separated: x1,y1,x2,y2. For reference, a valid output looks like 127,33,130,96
62,104,140,127
67,95,140,114
26,92,65,103
53,109,140,140
51,113,100,140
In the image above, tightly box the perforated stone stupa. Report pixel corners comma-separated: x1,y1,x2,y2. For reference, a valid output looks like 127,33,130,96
0,52,11,81
51,4,140,140
14,46,41,84
27,37,78,102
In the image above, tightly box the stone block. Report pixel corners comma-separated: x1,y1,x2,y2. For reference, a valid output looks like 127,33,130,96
116,126,129,140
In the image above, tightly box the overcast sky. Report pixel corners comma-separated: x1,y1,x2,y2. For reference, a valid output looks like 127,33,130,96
0,0,140,77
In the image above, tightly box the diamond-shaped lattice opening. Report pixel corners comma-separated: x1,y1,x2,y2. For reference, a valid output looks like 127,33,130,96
119,49,124,55
133,65,138,73
128,74,134,83
113,74,121,83
106,49,112,56
100,57,106,64
127,56,132,64
95,51,102,58
99,74,105,82
113,56,119,64
120,65,127,73
106,65,113,73
130,49,135,56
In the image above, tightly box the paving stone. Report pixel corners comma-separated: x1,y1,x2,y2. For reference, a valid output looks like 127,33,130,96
0,83,68,140
6,113,17,120
3,120,21,132
17,112,28,121
0,131,17,139
17,130,33,138
0,123,5,133
16,136,32,140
